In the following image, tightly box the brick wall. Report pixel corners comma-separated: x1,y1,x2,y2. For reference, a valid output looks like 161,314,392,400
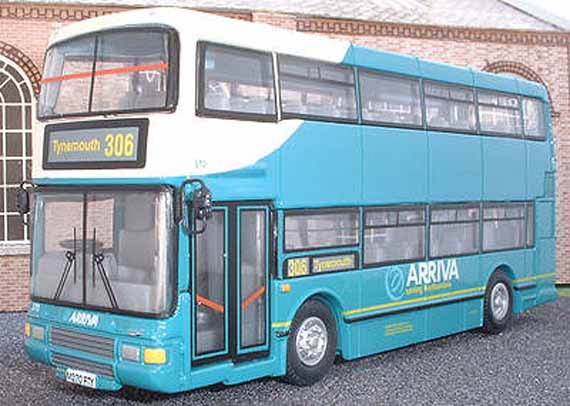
0,3,568,311
0,256,30,311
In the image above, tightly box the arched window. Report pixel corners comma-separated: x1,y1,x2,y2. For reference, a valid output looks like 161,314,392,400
482,60,558,117
0,55,33,246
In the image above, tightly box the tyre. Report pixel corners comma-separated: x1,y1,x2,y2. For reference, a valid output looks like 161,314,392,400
284,300,337,386
482,270,513,334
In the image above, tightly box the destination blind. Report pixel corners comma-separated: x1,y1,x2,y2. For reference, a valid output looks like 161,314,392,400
43,119,148,169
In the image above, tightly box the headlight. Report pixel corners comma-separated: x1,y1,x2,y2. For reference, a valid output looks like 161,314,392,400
143,348,166,365
24,322,30,337
31,325,45,341
121,344,140,362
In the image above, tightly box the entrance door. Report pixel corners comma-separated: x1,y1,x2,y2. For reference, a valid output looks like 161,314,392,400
191,204,271,365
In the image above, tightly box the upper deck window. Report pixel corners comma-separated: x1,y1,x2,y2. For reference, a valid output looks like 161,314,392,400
477,91,522,136
522,97,546,140
197,43,276,120
278,55,357,122
359,72,422,127
39,28,176,120
425,82,476,132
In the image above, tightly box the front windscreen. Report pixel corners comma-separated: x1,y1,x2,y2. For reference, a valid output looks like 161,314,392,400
39,28,174,119
31,188,175,316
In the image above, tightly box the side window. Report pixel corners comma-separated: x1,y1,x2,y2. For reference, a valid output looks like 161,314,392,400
278,55,357,121
425,82,476,131
523,97,546,140
483,203,525,252
478,91,522,136
284,210,359,251
363,206,425,266
198,43,276,119
526,202,534,247
430,205,479,258
359,71,422,126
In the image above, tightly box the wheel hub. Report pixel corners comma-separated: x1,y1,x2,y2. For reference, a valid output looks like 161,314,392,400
490,282,509,321
295,316,328,366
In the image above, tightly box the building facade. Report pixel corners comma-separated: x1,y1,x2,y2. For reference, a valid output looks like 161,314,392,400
0,0,568,311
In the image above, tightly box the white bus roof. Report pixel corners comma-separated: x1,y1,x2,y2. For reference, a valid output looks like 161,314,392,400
49,7,351,64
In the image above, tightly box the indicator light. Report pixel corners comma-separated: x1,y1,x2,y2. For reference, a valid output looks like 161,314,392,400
143,348,167,365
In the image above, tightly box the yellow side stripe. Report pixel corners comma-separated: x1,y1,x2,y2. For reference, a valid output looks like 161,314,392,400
342,286,486,317
513,272,556,284
272,321,291,329
272,273,556,328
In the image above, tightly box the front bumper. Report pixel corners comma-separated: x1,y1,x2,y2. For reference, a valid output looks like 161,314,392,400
25,333,183,393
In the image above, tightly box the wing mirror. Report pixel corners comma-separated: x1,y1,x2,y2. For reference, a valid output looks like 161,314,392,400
17,181,35,225
179,179,213,235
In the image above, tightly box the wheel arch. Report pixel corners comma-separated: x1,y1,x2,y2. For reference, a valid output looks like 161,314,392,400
485,263,515,287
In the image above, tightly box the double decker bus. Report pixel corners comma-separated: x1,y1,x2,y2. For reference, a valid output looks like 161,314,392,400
22,7,557,393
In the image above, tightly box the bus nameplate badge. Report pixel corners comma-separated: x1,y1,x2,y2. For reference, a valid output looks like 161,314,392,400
287,257,309,278
43,119,148,170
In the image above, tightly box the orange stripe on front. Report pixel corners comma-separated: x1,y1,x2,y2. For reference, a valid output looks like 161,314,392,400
241,286,266,311
196,295,225,314
40,62,169,84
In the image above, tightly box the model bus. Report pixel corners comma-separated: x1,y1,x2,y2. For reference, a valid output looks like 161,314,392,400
21,7,557,393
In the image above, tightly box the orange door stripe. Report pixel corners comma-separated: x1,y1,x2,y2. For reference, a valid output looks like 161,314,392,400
196,295,224,314
196,285,266,314
41,62,169,84
241,286,266,311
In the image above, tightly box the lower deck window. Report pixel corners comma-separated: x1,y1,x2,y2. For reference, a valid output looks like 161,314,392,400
284,210,359,251
483,203,525,252
430,205,479,258
526,203,534,247
364,207,425,266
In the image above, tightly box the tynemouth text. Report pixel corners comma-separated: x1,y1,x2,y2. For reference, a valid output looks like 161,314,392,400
52,139,101,156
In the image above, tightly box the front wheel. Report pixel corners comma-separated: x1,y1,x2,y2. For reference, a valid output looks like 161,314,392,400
284,300,337,386
482,270,513,334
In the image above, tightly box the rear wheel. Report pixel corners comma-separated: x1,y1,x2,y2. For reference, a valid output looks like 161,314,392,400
482,270,513,334
284,300,337,386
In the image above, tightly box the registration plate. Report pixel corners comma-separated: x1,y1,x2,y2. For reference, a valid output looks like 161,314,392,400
65,368,97,388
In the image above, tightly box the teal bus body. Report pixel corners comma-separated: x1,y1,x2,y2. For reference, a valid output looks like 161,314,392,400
25,16,556,393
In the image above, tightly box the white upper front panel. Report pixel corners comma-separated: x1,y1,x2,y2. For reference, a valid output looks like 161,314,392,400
34,7,349,181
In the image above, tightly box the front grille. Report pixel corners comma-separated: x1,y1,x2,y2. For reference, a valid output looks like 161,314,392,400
52,352,114,378
50,327,115,359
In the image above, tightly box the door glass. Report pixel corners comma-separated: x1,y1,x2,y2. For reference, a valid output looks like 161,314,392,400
240,210,266,348
195,210,226,355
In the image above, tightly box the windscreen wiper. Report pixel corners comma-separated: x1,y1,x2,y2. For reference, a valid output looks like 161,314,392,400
53,228,77,301
91,228,119,309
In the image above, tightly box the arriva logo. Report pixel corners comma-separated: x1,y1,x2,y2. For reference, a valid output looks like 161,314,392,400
407,259,459,287
386,267,406,301
68,311,99,328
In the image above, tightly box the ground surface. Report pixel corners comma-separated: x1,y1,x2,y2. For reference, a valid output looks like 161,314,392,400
1,298,569,406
